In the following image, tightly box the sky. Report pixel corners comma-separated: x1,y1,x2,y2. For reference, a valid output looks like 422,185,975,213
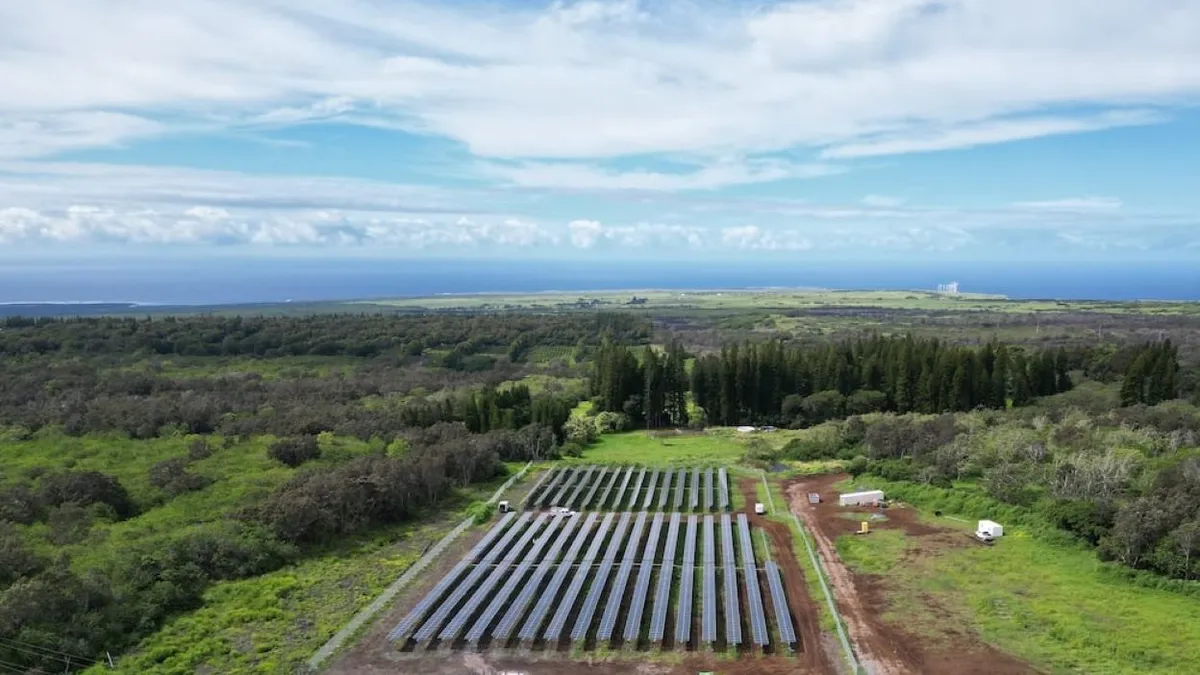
1,0,1199,262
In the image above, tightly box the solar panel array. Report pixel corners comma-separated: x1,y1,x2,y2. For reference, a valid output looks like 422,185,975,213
675,515,698,645
701,515,717,643
720,514,742,646
396,466,796,655
540,513,614,641
598,512,646,640
765,561,798,646
566,465,596,508
439,514,549,641
649,513,680,643
642,469,660,510
389,511,518,641
490,514,581,642
411,512,532,642
465,517,563,643
737,514,769,647
623,513,663,642
571,512,632,640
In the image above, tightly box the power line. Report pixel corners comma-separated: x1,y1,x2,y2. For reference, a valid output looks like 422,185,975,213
0,636,99,665
0,657,33,675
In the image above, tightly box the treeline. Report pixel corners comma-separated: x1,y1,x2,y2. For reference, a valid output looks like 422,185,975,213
591,336,1122,428
0,312,651,358
1120,341,1179,406
0,423,528,672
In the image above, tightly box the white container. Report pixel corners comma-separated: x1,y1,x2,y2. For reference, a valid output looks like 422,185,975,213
498,500,510,513
838,490,884,507
755,502,766,515
977,520,1003,538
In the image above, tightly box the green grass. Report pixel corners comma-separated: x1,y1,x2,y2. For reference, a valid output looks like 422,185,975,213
830,508,1200,674
571,430,746,466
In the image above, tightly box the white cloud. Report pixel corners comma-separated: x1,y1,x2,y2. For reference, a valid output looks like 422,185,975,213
0,112,165,159
1014,197,1124,211
862,194,905,208
0,0,1196,164
821,110,1161,159
489,159,842,191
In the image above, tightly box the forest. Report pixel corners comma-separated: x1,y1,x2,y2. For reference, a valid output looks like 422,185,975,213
0,308,1197,672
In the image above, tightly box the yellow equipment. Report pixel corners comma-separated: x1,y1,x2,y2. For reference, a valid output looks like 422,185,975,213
857,521,870,535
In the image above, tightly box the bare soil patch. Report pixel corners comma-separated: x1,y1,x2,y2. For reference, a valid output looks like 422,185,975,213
783,473,1037,675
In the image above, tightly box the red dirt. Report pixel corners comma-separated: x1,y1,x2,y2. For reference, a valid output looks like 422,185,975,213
783,473,1038,675
737,478,838,674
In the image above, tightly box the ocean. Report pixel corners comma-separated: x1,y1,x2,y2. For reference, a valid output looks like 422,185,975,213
0,258,1197,305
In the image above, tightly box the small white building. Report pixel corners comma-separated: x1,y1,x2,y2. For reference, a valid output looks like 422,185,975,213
838,490,884,507
977,520,1003,538
736,426,757,434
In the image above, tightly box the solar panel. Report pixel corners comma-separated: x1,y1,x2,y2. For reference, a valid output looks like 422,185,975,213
701,515,716,643
523,468,556,507
539,469,569,507
465,517,564,643
657,469,672,509
598,512,647,641
581,467,609,509
570,512,632,641
623,513,663,641
720,514,742,645
626,467,647,509
491,513,583,642
718,468,730,511
610,467,635,510
765,561,798,646
513,512,594,642
641,469,659,510
690,468,700,510
540,512,615,641
548,467,578,507
674,468,686,510
649,513,680,642
675,515,698,644
413,513,533,642
704,468,714,511
737,514,768,647
438,514,549,641
388,512,518,641
566,465,596,508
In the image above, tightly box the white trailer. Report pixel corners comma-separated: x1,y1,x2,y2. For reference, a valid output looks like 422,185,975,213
976,520,1003,541
838,490,884,507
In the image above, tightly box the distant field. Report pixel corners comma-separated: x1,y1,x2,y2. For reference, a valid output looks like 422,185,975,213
346,288,1200,316
568,429,748,465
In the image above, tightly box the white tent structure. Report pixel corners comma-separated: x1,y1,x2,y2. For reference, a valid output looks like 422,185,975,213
838,490,884,507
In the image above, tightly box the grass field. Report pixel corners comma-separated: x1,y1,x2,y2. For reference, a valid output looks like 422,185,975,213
569,430,748,465
834,510,1200,674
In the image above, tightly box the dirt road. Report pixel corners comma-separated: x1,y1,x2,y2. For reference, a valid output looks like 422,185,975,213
783,473,1036,675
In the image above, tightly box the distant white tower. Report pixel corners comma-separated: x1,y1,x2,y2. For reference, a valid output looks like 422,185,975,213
937,281,960,295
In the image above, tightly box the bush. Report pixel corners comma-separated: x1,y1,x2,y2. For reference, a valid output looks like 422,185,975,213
38,470,136,520
267,436,322,467
187,438,213,460
0,525,45,588
149,457,213,497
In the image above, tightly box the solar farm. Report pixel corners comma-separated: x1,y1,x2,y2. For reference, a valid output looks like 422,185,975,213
387,466,802,657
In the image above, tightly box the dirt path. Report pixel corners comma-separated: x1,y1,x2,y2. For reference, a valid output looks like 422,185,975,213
783,473,1037,675
737,478,837,674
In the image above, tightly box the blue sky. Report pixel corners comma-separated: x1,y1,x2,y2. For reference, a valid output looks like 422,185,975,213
1,0,1198,261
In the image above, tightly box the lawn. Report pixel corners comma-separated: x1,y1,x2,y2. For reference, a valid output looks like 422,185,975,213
572,430,747,466
833,510,1200,674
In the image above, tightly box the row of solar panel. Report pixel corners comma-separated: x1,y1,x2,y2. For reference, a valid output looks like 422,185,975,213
523,466,732,512
390,510,797,650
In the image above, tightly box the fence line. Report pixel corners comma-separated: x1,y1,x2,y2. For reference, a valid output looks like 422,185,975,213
307,462,533,671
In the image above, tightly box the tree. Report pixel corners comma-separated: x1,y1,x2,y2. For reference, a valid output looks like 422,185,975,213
801,390,845,425
267,436,322,467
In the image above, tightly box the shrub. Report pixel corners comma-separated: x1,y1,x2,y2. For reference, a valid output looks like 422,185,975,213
149,457,213,497
187,438,213,460
38,470,136,520
267,436,322,467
